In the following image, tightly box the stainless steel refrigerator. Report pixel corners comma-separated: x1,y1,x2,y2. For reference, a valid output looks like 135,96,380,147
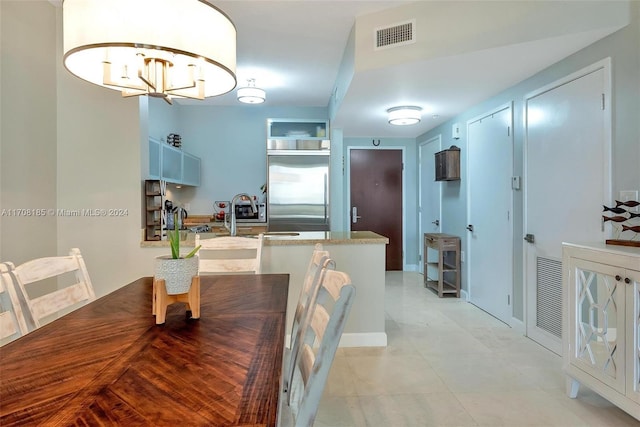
267,140,330,231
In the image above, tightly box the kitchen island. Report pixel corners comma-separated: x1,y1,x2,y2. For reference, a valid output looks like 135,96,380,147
141,230,388,347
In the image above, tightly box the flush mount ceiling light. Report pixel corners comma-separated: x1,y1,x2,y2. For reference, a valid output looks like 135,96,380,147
62,0,237,105
387,106,422,126
237,79,266,104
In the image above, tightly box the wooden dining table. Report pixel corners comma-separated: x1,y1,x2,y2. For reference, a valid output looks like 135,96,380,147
0,274,289,426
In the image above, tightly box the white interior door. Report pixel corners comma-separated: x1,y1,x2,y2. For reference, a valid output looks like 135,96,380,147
525,60,611,354
467,104,513,324
419,136,442,273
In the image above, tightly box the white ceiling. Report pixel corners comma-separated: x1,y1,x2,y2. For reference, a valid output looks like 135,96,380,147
55,0,627,138
183,0,626,138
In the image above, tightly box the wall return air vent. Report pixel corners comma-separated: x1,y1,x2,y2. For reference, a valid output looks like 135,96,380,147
375,19,416,50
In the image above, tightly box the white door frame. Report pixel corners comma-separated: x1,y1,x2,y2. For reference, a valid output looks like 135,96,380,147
466,102,514,324
346,146,407,270
418,135,442,274
523,58,612,353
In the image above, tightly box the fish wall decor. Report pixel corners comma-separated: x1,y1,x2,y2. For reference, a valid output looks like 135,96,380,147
615,200,640,208
621,225,640,233
602,215,628,223
603,205,627,214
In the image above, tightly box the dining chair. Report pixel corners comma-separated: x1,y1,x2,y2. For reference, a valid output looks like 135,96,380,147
0,262,29,344
282,244,334,395
195,234,263,274
4,248,95,329
279,269,356,427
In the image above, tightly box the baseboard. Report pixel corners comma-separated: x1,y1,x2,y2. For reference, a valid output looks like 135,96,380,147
285,332,388,348
510,316,525,333
403,264,419,272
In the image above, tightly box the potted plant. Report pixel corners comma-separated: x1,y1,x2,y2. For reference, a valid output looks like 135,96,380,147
154,214,201,294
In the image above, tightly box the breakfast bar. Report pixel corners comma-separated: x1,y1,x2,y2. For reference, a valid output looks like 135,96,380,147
141,230,389,347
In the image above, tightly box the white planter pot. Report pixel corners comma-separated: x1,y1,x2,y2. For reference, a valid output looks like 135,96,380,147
154,256,199,294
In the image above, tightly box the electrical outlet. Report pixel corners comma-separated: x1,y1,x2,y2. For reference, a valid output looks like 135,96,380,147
461,251,465,263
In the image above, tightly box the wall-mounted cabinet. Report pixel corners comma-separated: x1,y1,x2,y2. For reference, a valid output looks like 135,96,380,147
267,119,328,140
148,138,200,186
435,145,461,181
182,152,201,186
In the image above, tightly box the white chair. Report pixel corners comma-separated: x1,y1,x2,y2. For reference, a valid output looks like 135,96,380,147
280,269,356,427
4,248,95,329
283,244,334,396
0,262,29,344
195,234,263,274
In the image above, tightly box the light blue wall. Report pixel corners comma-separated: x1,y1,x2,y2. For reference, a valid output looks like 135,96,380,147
417,2,639,321
147,101,329,215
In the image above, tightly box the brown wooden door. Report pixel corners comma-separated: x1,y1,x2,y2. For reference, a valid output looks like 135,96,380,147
350,149,403,270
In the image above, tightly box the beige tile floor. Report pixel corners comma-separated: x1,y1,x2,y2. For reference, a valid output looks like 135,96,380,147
314,272,639,427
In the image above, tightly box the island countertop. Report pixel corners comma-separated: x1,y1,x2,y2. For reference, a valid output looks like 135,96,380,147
140,230,388,248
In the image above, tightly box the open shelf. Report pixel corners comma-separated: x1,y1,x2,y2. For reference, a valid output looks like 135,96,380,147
423,233,461,298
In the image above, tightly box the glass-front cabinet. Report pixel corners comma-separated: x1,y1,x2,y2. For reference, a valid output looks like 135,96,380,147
147,138,200,186
267,119,328,140
563,243,640,420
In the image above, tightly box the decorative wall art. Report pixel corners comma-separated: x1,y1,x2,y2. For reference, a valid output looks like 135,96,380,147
603,200,640,247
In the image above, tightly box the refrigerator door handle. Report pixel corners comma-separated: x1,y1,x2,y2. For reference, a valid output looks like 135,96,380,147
324,173,328,224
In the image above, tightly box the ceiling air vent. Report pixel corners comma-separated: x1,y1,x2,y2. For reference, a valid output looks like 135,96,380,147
375,19,416,50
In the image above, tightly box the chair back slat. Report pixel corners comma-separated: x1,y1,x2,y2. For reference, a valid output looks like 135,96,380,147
196,234,263,274
283,269,355,426
29,283,91,320
198,259,259,274
0,311,19,339
13,256,79,284
7,248,95,329
0,265,29,344
284,245,334,400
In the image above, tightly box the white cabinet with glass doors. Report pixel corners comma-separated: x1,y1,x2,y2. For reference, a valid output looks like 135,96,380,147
562,242,640,421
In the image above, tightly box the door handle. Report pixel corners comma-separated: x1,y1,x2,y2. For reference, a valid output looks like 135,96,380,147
524,233,535,243
432,219,440,226
352,206,362,224
466,224,474,232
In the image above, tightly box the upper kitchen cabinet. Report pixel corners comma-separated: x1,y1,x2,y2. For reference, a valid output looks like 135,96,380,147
162,143,182,183
181,152,201,187
268,119,328,140
149,137,161,179
148,138,201,186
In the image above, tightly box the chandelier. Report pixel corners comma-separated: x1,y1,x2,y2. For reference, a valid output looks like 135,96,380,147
63,0,237,105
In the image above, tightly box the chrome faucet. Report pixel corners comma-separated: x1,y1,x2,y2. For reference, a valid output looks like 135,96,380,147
226,193,257,236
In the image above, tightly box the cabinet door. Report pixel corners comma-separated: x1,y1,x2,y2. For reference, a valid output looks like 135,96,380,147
626,268,640,403
149,138,161,179
568,258,626,393
268,119,328,139
182,152,201,186
161,144,182,183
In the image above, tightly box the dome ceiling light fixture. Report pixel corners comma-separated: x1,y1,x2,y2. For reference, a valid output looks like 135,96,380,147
62,0,237,105
237,78,266,104
387,106,422,126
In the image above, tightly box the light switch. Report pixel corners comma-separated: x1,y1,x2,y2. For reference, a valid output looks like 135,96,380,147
452,123,461,139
